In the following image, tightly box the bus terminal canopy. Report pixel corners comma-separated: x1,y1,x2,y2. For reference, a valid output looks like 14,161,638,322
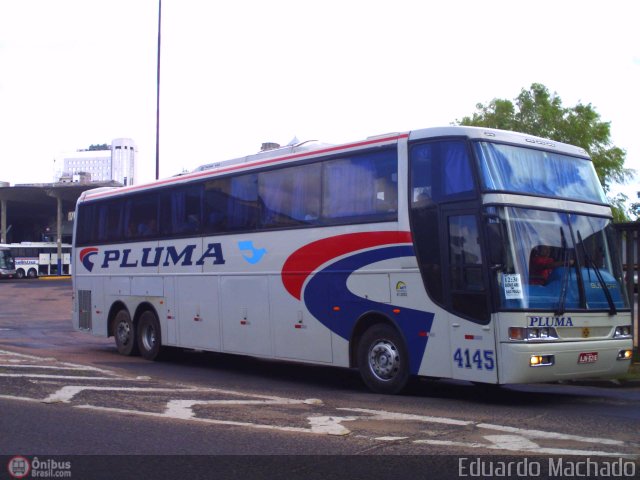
0,182,121,243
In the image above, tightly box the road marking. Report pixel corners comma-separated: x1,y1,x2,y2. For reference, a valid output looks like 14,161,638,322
475,422,627,446
0,394,44,403
0,349,635,455
0,373,146,380
75,404,316,434
43,386,200,403
337,407,635,458
0,364,112,372
0,349,57,361
164,398,319,419
307,416,357,436
337,407,473,426
414,437,632,458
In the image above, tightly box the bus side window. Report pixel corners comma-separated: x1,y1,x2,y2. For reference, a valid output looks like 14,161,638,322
322,148,397,222
96,201,122,243
204,179,230,233
124,194,159,240
76,204,95,245
227,174,259,231
410,141,475,203
259,163,321,227
162,184,203,236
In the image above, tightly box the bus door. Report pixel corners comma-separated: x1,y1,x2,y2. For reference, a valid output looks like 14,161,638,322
441,208,498,383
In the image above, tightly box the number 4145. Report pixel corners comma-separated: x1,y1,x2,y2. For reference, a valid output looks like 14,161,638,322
453,348,494,370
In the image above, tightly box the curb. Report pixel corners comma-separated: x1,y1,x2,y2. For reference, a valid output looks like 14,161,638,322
38,275,72,281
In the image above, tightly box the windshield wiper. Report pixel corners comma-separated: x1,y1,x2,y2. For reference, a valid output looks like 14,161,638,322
577,230,617,316
555,227,571,316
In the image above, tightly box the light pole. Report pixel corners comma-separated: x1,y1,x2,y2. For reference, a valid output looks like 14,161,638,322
155,0,162,180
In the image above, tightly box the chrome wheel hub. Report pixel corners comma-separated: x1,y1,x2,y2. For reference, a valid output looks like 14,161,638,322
368,340,400,381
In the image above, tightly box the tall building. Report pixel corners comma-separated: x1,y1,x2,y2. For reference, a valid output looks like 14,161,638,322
57,138,137,186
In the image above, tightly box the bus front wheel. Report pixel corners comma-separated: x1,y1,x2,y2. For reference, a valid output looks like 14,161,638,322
137,310,162,361
357,323,409,394
113,310,139,356
27,268,37,279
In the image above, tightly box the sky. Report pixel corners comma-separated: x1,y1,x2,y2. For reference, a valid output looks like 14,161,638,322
1,0,639,202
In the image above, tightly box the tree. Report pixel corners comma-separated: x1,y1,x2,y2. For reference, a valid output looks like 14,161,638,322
456,83,633,220
87,144,110,151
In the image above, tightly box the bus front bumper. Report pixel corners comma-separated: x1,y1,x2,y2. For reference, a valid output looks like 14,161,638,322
498,339,633,384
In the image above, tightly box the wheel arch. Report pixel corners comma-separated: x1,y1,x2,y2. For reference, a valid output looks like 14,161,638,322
133,302,160,326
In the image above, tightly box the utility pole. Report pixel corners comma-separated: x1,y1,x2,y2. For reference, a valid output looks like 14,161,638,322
155,0,162,180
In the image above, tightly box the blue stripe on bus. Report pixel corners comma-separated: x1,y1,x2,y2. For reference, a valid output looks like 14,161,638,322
303,245,435,375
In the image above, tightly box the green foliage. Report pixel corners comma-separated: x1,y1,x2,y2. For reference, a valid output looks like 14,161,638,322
629,202,640,221
610,193,630,223
457,83,634,200
87,143,110,151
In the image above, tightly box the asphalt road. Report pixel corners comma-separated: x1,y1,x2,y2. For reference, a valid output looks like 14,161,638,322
0,278,639,479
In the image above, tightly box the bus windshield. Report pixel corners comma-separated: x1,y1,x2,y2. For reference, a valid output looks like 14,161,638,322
474,142,607,203
490,207,628,312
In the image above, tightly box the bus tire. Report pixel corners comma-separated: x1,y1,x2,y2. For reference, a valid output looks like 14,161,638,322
113,310,139,356
27,268,37,279
137,310,162,361
357,323,409,394
15,269,25,280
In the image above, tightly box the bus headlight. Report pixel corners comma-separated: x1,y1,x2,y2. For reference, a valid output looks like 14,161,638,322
617,350,633,361
614,326,632,339
530,354,555,367
509,327,558,342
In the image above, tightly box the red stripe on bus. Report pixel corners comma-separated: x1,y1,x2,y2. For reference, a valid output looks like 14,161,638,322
281,231,412,300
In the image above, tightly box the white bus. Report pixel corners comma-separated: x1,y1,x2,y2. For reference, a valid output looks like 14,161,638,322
8,242,72,279
72,126,634,393
0,245,16,279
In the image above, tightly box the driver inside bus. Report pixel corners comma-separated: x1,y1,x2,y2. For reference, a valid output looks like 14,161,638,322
529,245,573,285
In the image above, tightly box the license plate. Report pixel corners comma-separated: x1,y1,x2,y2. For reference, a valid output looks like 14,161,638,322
578,352,598,364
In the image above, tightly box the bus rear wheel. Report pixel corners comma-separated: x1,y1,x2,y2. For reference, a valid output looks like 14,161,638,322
27,268,37,279
113,310,139,356
357,323,409,394
137,310,162,361
15,269,25,280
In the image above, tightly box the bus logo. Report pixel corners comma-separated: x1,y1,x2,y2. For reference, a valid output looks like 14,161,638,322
79,247,99,272
238,240,267,264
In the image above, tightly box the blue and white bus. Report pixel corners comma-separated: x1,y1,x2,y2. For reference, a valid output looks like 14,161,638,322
8,242,72,278
72,126,634,393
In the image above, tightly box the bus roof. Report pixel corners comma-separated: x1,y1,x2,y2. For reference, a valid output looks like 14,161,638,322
80,126,590,203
